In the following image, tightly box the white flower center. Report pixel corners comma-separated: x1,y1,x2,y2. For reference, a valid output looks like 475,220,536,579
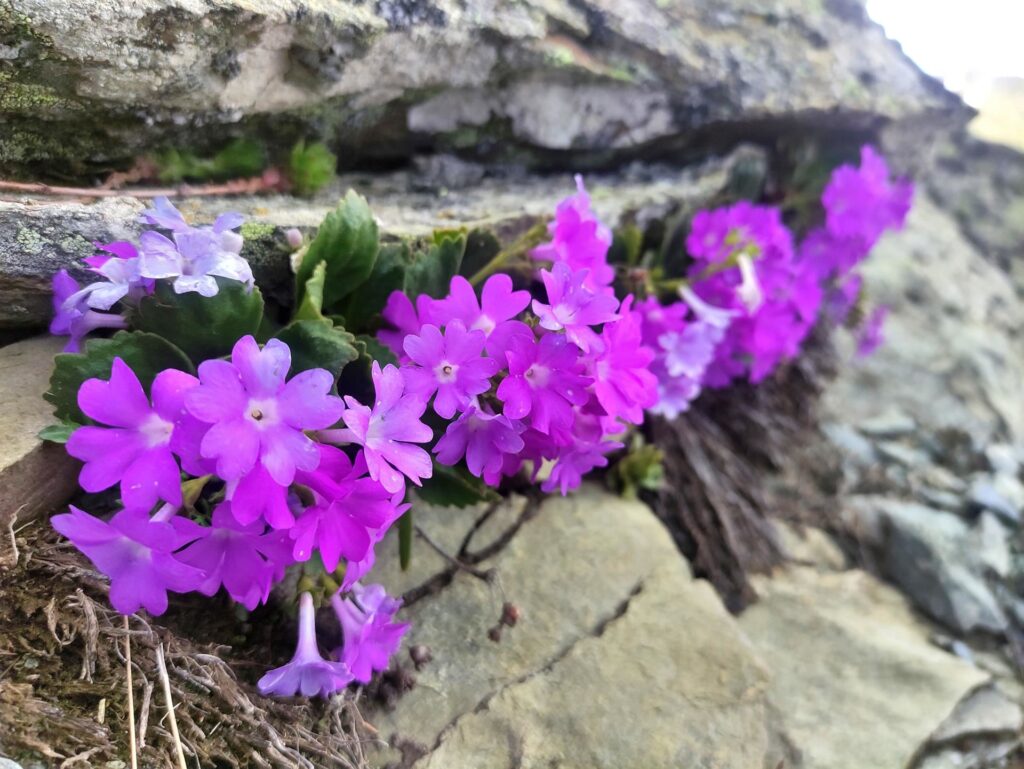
139,413,175,448
434,361,459,383
246,397,280,428
524,364,550,389
472,315,496,336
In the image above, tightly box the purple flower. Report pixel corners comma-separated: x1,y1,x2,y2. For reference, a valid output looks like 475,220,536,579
532,262,620,352
332,583,409,684
588,297,657,425
258,592,353,698
434,404,526,485
68,242,151,312
324,362,433,494
430,275,532,356
142,197,246,254
856,306,888,357
542,428,622,496
51,506,204,615
66,360,200,510
139,228,253,297
378,291,438,360
225,464,295,530
497,332,591,435
532,176,614,293
402,321,499,419
823,146,913,251
50,270,128,352
175,504,290,610
185,336,344,486
291,448,404,571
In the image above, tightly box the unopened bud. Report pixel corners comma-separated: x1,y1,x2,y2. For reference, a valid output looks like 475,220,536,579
501,602,520,627
409,644,433,669
285,228,304,249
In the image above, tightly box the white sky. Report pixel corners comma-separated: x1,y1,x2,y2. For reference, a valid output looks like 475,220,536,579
867,0,1024,97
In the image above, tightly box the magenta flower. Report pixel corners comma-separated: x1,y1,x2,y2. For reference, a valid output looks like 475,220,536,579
291,448,404,570
434,405,526,485
66,360,200,510
532,262,620,352
497,333,591,434
532,176,614,293
258,592,353,698
402,321,499,419
175,504,290,610
226,464,295,530
430,275,532,354
50,270,128,352
185,336,344,486
378,291,439,360
856,306,889,357
332,583,409,684
324,362,433,494
588,297,657,425
822,146,913,250
543,433,623,496
51,506,204,615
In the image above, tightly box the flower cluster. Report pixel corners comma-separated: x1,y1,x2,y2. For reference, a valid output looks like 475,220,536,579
45,150,909,700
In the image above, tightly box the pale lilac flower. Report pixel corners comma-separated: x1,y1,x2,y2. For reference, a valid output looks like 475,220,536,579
49,270,127,352
532,176,614,293
532,262,620,352
497,332,591,435
51,506,204,615
185,336,344,486
66,360,200,510
402,321,499,419
138,228,253,297
175,504,290,610
588,297,657,424
434,404,526,485
291,448,404,570
142,197,245,253
258,592,353,697
332,583,409,684
323,362,433,494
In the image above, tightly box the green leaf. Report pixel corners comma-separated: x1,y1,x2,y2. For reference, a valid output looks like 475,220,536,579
155,138,266,183
294,260,327,321
398,509,413,571
38,422,77,444
415,462,497,508
458,228,502,278
356,334,398,367
404,231,466,299
134,278,265,363
338,242,410,330
289,140,337,197
296,191,380,314
274,319,359,377
46,332,194,423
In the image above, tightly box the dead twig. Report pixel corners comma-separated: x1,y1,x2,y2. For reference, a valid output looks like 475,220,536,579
156,642,189,769
124,615,138,769
0,169,286,200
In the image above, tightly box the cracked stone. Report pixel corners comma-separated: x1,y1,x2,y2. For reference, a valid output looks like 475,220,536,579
370,485,773,768
930,685,1023,744
739,567,989,769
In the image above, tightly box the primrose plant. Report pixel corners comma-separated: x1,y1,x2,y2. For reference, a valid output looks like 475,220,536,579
43,146,911,697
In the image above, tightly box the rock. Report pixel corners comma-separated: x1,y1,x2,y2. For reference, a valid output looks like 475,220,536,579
773,520,847,571
739,567,989,769
876,440,929,469
822,422,876,466
0,758,24,769
821,196,1024,452
370,485,773,769
930,685,1024,744
967,476,1021,526
0,197,143,328
2,0,965,175
878,499,1007,634
858,409,917,439
973,513,1011,580
984,443,1021,477
917,741,1020,769
0,149,757,329
0,336,79,538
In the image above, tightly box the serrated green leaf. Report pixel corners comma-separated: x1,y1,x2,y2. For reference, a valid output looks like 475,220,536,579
134,278,264,363
398,509,413,571
38,422,77,444
274,319,359,377
404,231,466,299
289,140,337,197
294,261,327,321
339,242,410,330
415,462,497,508
357,334,398,367
46,332,194,423
296,191,380,314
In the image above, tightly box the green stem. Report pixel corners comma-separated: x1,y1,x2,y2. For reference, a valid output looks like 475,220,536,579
398,508,413,571
468,222,549,286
